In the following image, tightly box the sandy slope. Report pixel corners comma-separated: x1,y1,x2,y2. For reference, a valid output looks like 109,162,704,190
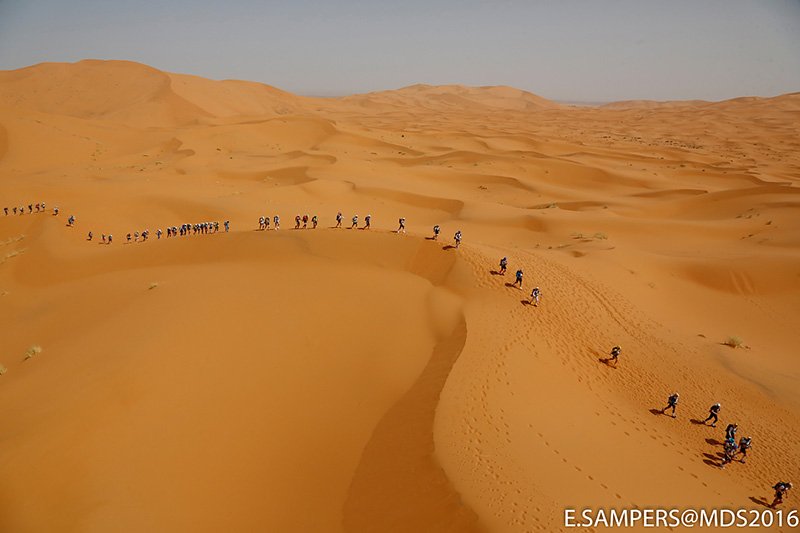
1,60,799,532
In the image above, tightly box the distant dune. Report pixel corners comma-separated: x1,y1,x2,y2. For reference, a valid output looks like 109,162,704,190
0,60,316,127
341,83,562,112
601,98,711,109
1,59,799,532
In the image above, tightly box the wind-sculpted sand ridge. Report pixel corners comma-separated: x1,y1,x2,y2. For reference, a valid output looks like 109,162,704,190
0,227,484,532
1,60,799,532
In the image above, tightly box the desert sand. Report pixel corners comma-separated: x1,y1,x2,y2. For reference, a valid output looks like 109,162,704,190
1,59,799,532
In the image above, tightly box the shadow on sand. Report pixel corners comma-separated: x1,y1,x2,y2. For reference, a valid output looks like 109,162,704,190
749,496,771,508
598,357,617,368
689,418,707,425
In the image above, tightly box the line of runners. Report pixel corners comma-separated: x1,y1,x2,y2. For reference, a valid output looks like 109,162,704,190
2,202,791,507
3,203,52,216
255,212,467,249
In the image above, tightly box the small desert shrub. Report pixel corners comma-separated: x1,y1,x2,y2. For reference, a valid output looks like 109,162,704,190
0,364,6,375
148,282,159,290
724,336,743,348
572,232,607,240
24,345,42,360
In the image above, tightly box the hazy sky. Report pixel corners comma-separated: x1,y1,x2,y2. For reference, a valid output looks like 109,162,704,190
0,0,798,101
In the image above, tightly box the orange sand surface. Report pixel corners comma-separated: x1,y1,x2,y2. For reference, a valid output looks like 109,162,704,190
1,60,799,532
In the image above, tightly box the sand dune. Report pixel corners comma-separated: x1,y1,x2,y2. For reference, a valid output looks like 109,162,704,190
1,60,799,532
601,99,711,109
341,84,561,113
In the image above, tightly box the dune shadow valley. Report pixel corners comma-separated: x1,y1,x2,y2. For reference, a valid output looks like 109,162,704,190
1,60,799,532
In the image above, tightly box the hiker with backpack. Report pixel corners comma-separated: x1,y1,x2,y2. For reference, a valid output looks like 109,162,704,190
499,257,508,275
530,287,541,306
609,346,621,366
703,403,721,427
737,437,752,463
662,393,679,418
721,437,738,468
772,482,792,507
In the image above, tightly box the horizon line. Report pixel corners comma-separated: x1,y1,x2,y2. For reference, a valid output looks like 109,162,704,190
3,57,799,105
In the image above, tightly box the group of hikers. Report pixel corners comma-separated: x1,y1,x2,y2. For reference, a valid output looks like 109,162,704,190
618,349,784,504
1,203,471,251
86,221,230,245
429,224,462,248
6,201,792,508
3,203,52,216
5,204,471,248
254,213,468,250
332,212,372,230
494,255,541,306
696,406,756,472
606,347,764,477
3,201,66,220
